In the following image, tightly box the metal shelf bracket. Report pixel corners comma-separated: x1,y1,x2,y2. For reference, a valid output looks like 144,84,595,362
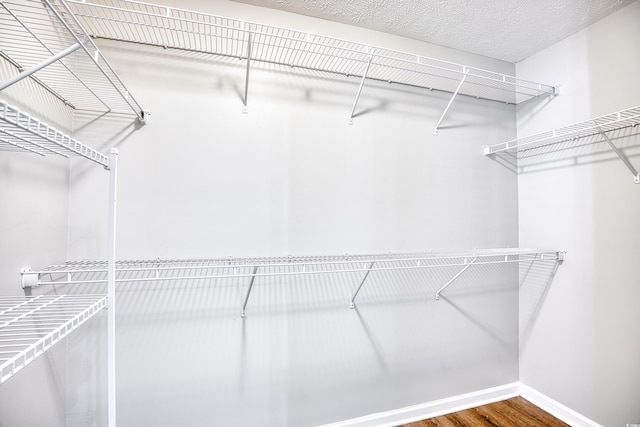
598,129,640,184
434,68,469,135
242,24,252,114
348,53,373,125
20,268,40,289
241,265,259,318
350,261,375,308
435,257,478,300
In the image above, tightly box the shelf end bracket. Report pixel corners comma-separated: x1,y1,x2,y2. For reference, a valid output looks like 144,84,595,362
21,268,40,289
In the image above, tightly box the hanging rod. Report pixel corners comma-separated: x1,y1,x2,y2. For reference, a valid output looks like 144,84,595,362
0,294,107,385
65,0,556,124
0,0,147,121
484,105,640,183
0,100,111,167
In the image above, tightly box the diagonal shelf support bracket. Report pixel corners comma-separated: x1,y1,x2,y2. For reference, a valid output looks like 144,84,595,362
435,257,478,300
434,68,469,135
241,265,259,318
0,42,83,91
598,130,640,184
350,261,375,308
242,25,252,114
349,53,373,125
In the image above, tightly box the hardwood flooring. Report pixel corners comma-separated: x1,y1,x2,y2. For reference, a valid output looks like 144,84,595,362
400,397,570,427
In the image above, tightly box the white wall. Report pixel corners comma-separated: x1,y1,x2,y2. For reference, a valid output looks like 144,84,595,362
62,2,524,426
516,2,640,426
0,59,74,427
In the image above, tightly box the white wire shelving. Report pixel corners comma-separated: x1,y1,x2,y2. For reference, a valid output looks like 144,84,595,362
64,0,556,131
0,100,111,167
0,294,107,385
484,105,640,183
0,0,146,121
22,248,566,316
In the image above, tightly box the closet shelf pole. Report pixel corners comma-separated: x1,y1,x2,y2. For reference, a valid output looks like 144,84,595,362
350,261,375,309
0,42,83,91
435,257,478,300
107,148,118,427
242,25,252,114
241,266,259,318
348,53,373,125
434,68,469,135
598,129,640,183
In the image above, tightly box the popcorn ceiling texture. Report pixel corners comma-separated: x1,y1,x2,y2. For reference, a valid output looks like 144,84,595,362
232,0,635,62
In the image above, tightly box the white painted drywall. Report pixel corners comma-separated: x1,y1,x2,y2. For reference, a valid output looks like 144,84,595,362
516,2,640,426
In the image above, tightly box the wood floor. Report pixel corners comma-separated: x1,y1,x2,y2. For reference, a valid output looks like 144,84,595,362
400,397,570,427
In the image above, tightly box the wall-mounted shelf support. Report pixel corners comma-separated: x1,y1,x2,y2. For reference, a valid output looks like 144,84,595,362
348,54,373,125
242,26,252,114
435,257,477,300
598,129,640,184
434,69,468,135
241,266,259,318
0,42,83,91
350,261,375,308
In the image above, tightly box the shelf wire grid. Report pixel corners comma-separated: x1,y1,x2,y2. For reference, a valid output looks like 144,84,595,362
65,0,555,105
0,0,144,118
485,105,640,155
0,294,107,384
25,248,565,286
0,100,110,167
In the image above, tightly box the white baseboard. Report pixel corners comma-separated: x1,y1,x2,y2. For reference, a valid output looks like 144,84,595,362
318,382,520,427
318,382,603,427
519,383,602,427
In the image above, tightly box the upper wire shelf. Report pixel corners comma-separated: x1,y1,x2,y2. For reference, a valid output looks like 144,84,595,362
0,294,107,385
64,0,556,106
484,105,640,183
0,0,145,120
0,100,110,167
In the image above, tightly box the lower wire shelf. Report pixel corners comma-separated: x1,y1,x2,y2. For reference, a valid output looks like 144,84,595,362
21,248,565,317
0,294,107,385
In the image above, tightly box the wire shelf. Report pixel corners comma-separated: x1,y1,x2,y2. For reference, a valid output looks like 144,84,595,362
0,100,110,167
484,105,640,183
0,0,145,119
0,294,107,385
65,0,555,105
485,105,640,155
23,248,565,286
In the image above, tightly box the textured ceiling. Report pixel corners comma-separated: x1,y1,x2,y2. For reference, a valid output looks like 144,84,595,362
232,0,635,62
